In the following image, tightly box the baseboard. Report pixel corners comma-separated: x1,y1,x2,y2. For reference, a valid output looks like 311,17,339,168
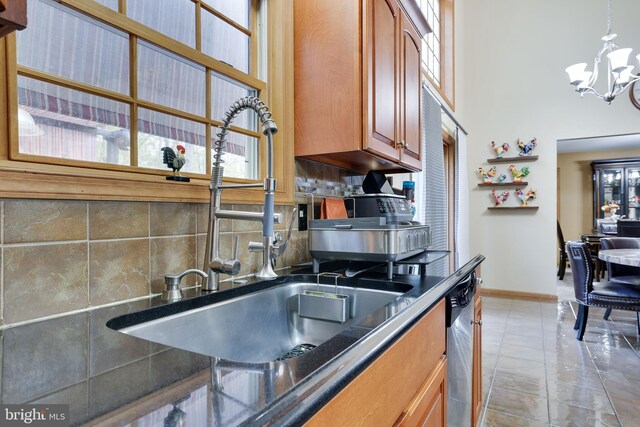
480,288,558,302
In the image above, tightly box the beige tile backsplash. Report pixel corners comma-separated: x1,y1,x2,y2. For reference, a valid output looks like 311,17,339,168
0,197,312,327
0,160,360,326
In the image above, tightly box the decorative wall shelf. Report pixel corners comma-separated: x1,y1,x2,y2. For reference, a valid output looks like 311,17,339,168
488,206,539,210
488,155,539,164
478,182,529,187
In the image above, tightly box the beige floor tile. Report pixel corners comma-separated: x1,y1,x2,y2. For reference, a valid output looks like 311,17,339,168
486,386,549,423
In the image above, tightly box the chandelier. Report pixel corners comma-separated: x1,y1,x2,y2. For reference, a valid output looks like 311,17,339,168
565,0,640,103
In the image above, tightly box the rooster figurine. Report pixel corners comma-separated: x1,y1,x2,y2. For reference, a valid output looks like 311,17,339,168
491,141,510,158
161,145,189,182
516,188,536,206
509,164,530,183
516,137,537,156
491,189,510,207
478,166,497,183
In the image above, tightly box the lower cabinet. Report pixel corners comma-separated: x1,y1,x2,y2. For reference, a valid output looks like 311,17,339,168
471,293,483,426
306,299,446,426
394,356,447,427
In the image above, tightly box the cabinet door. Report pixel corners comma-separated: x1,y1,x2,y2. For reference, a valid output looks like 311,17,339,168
627,168,640,220
0,0,27,38
394,356,447,427
399,12,422,171
472,296,483,427
597,168,624,218
365,0,400,161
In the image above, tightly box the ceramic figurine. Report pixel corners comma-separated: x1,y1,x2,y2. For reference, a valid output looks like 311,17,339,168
491,141,510,158
602,201,621,219
491,189,510,207
516,188,536,206
509,164,530,183
161,145,189,182
498,174,507,182
478,166,497,183
516,137,537,156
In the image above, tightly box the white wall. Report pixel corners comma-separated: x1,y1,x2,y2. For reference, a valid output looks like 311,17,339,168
455,0,640,295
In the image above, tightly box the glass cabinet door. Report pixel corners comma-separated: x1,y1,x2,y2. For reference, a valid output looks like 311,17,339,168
628,169,640,219
599,168,623,218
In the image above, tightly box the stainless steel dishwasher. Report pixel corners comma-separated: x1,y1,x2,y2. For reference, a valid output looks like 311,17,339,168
446,268,479,427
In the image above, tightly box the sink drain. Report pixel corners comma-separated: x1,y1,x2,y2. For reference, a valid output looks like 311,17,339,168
275,343,317,361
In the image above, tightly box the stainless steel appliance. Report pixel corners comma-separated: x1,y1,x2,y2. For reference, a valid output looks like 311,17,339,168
446,269,479,427
351,193,413,223
308,217,431,279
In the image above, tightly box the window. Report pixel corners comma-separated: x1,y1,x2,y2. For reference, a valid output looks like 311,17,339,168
10,0,270,185
418,0,454,109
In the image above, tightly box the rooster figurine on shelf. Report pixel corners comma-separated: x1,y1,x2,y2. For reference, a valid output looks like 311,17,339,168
516,137,537,156
491,141,510,158
491,189,510,207
161,145,189,182
509,164,530,183
516,188,536,206
478,166,497,183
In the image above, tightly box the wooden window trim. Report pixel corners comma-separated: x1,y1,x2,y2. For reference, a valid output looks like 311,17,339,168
422,0,454,110
0,0,295,205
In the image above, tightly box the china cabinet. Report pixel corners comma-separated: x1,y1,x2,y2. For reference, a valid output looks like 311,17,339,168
592,159,640,227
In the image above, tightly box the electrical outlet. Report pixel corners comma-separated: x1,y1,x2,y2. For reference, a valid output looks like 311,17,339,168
298,203,308,231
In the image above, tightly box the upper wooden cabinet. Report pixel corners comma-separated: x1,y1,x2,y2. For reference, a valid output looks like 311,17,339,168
294,0,429,173
0,0,27,39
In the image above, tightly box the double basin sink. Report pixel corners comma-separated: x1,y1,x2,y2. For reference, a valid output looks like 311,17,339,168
107,275,414,364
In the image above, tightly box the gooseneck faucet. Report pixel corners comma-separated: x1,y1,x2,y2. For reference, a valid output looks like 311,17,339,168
202,96,289,291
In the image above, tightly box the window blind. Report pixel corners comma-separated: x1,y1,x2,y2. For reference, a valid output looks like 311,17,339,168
419,87,448,277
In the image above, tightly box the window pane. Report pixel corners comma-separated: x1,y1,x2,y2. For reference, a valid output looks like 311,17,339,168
18,76,131,166
137,108,206,175
212,130,259,180
207,0,250,29
17,0,129,94
138,41,206,116
211,73,257,131
94,0,118,10
202,9,250,73
127,0,195,48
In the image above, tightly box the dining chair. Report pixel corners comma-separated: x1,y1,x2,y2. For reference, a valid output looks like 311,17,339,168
557,221,568,280
617,219,640,237
566,241,640,340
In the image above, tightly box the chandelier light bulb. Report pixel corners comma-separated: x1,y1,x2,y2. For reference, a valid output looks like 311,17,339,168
607,48,632,73
616,66,634,84
566,63,588,85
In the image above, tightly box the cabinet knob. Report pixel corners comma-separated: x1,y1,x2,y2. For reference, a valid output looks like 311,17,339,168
398,140,407,149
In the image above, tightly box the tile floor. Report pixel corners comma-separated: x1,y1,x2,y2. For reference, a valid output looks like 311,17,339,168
478,271,640,426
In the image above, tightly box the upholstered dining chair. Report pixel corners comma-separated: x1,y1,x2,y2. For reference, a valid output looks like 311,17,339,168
566,241,640,340
557,221,568,280
600,237,640,320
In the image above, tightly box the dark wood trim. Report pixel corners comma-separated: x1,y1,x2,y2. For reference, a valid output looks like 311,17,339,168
487,206,538,210
478,181,529,187
487,155,538,164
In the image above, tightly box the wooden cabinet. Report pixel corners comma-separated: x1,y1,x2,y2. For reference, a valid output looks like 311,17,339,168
0,0,27,39
306,299,446,426
294,0,429,173
394,356,447,427
471,277,483,427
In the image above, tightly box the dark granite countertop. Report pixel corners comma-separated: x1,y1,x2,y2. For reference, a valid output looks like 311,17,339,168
0,255,484,426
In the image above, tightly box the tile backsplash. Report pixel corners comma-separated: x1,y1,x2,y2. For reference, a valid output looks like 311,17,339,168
0,159,362,327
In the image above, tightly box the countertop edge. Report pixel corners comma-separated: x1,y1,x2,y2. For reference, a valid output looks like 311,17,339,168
248,255,485,427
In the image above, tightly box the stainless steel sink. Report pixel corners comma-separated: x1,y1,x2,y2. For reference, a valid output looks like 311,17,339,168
116,282,405,363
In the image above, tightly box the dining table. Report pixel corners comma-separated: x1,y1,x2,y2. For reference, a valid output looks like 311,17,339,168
598,249,640,267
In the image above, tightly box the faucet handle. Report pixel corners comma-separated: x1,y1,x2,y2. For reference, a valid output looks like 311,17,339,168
273,208,297,258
